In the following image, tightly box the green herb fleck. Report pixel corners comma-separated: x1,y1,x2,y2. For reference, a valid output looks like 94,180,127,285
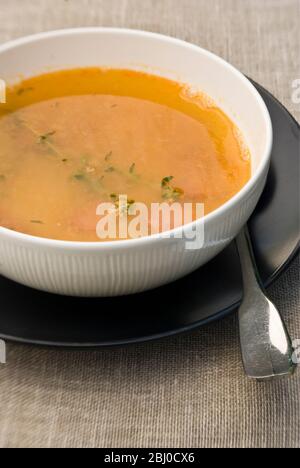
129,163,136,174
105,151,113,162
121,198,136,214
161,176,184,201
109,194,136,213
127,199,135,213
163,186,184,200
17,87,34,96
39,131,56,143
105,166,115,173
173,187,184,197
73,174,86,181
161,176,174,187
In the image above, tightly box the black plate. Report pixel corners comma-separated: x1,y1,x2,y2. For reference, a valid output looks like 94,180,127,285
0,82,299,348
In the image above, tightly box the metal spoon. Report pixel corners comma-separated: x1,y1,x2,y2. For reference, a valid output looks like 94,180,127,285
236,226,296,380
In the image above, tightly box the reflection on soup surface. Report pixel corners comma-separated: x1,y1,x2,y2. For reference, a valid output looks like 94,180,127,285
0,68,250,241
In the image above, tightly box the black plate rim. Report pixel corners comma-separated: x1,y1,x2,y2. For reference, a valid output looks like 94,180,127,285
0,80,299,349
2,241,298,349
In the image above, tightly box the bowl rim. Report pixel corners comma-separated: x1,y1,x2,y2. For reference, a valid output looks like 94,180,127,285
0,27,273,250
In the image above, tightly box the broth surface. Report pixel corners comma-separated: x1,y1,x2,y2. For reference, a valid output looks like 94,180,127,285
0,68,250,241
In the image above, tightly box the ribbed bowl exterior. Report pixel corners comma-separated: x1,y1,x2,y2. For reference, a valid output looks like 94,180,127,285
0,174,267,297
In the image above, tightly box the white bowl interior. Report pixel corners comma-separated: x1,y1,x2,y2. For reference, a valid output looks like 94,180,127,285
0,29,271,177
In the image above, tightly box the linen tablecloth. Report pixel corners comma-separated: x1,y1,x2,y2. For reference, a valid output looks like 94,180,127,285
0,0,299,448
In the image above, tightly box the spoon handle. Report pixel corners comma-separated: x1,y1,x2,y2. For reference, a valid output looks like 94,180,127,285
236,226,296,380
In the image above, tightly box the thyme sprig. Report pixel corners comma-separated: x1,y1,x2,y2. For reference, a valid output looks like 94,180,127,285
161,176,184,201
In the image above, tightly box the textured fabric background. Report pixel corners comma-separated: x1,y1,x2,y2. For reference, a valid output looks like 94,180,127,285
0,0,299,449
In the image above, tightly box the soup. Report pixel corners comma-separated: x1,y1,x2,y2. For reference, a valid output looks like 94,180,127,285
0,68,250,241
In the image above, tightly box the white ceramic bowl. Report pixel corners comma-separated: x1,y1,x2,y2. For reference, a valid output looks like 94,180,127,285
0,28,272,297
